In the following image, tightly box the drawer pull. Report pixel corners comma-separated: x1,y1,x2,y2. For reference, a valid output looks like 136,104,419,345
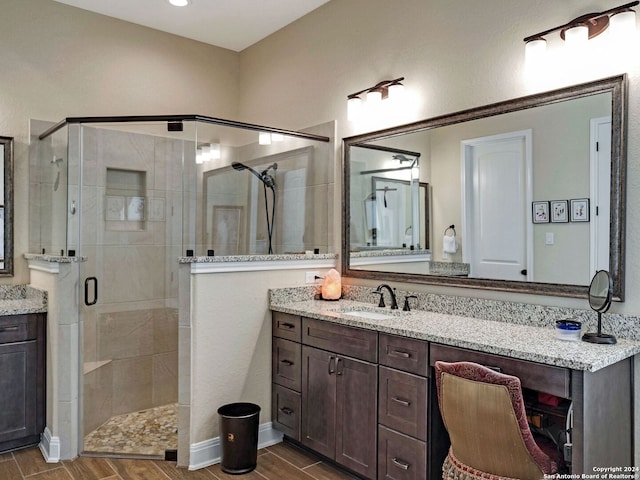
0,326,20,333
391,349,411,358
280,322,296,330
391,396,411,407
392,457,411,470
280,407,294,415
280,359,294,366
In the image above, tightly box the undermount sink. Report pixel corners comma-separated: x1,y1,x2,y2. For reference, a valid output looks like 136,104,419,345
342,310,394,320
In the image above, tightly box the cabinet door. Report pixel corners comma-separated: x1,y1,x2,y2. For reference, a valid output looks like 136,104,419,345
335,355,378,479
301,346,336,459
0,341,37,444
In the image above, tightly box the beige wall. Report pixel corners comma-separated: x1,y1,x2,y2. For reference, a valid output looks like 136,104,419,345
0,0,239,283
238,0,640,314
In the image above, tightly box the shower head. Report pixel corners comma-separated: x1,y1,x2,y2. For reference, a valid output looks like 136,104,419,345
231,161,277,189
232,161,249,171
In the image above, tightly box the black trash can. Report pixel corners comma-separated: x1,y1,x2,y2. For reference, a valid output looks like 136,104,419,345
218,402,261,474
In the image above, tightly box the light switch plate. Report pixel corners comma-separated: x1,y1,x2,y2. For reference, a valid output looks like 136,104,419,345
545,232,554,245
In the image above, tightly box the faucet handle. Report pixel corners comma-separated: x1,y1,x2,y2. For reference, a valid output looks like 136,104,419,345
372,290,386,308
403,295,418,312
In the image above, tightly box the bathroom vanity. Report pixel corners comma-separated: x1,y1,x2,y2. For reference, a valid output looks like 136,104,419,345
270,298,639,479
0,313,46,453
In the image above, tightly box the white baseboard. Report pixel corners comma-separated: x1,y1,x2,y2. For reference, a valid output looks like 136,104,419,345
39,427,61,463
189,422,283,471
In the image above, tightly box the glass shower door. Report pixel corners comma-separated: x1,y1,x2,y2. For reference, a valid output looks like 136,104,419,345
76,121,191,457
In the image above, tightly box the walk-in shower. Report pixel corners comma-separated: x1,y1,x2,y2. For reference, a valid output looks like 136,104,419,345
30,115,331,458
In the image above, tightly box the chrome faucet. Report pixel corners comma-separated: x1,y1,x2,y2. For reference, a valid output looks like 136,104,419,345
373,284,398,310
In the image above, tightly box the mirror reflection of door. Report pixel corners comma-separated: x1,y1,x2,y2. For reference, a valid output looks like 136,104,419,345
590,117,611,275
462,130,532,281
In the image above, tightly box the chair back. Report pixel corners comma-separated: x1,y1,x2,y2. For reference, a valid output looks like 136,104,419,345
435,361,556,480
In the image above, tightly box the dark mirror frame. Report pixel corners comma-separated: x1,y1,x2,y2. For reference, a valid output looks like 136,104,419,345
342,75,627,300
0,136,13,277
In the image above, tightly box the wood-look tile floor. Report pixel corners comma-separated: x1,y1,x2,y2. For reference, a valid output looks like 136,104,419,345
0,441,360,480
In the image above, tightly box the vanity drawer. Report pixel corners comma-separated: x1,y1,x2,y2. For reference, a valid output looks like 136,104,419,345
272,384,301,440
379,334,428,377
0,315,37,344
379,367,427,441
272,338,301,392
430,343,570,399
378,425,427,480
272,312,301,342
302,317,377,363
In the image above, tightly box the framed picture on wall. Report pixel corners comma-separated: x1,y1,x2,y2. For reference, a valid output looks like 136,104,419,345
532,201,549,223
570,198,590,222
551,200,568,223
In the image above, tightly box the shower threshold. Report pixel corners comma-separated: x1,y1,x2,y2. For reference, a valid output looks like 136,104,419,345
83,403,177,458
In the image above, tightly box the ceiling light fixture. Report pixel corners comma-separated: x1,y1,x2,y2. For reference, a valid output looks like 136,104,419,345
168,0,190,7
346,77,405,122
523,1,638,54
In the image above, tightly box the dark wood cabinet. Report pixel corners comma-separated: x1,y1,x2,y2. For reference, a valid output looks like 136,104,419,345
0,313,46,453
301,345,377,479
272,311,635,479
272,312,303,441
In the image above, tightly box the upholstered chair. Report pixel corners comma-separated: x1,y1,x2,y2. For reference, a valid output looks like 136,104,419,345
434,361,558,480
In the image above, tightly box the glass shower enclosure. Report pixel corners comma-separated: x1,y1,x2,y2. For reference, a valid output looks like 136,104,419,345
30,115,331,458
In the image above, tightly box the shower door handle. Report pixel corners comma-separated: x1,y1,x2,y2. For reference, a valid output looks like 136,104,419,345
84,277,98,306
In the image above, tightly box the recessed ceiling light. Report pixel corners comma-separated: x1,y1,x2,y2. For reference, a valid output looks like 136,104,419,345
168,0,190,6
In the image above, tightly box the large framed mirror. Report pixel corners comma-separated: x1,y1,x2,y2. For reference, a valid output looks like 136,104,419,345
0,136,13,276
343,75,626,300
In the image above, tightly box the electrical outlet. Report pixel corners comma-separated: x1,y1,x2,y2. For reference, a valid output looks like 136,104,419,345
306,271,320,284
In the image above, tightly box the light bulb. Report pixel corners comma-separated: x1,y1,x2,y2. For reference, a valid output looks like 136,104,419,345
347,96,363,121
210,143,221,160
564,24,589,48
525,38,547,63
168,0,190,6
387,82,405,101
271,133,284,142
610,9,636,39
366,89,383,104
195,148,204,165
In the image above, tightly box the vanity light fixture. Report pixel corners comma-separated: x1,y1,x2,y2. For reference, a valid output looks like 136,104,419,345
523,1,638,55
347,77,405,121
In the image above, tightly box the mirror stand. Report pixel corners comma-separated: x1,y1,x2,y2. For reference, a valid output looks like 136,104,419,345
582,312,617,344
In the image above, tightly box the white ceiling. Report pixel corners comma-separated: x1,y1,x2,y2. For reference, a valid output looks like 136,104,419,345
52,0,330,52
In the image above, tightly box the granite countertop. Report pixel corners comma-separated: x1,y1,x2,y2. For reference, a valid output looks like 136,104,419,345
270,298,640,372
179,253,337,263
0,286,48,315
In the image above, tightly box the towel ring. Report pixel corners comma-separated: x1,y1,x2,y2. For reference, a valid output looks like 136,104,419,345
444,225,456,236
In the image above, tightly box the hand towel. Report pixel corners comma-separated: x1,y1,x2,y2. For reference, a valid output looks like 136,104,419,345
443,234,458,254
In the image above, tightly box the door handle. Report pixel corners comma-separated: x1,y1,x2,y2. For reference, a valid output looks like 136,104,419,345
336,357,343,376
84,277,98,306
328,356,335,375
520,269,528,276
